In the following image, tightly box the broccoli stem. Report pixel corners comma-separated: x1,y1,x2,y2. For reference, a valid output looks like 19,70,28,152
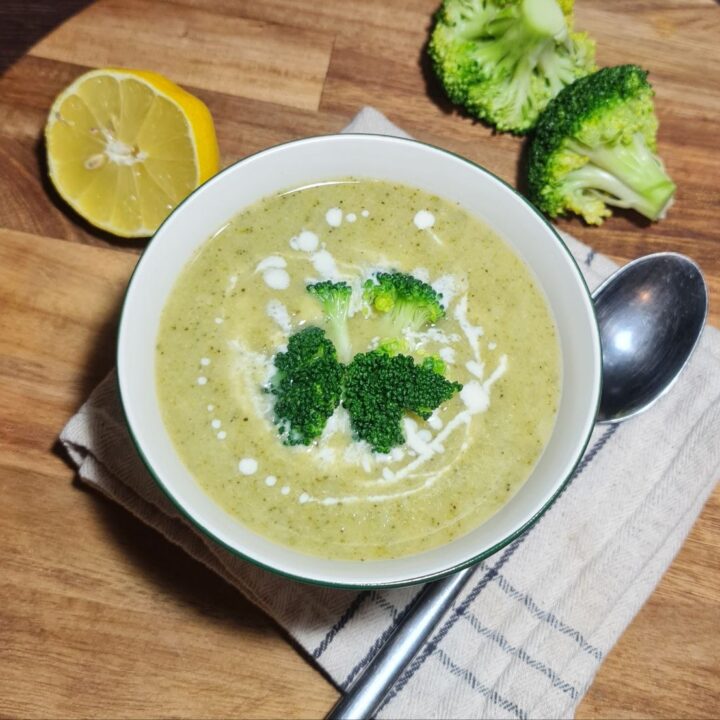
329,320,352,364
566,133,676,220
538,42,579,95
521,0,566,40
306,281,353,363
470,0,567,88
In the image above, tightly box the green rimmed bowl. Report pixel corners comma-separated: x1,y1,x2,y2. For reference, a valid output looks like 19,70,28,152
117,134,601,588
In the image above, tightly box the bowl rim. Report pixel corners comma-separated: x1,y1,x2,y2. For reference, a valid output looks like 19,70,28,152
117,132,602,589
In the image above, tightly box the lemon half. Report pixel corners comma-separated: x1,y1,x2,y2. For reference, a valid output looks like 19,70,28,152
45,68,219,238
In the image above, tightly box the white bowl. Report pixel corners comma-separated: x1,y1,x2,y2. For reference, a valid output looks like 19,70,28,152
118,134,601,588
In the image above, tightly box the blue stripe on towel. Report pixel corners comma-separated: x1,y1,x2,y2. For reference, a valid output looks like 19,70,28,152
372,591,405,621
341,591,423,689
463,611,580,699
494,573,604,661
313,591,370,659
435,647,529,720
377,424,619,714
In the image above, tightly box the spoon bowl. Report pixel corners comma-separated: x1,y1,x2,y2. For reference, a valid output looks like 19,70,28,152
593,252,708,423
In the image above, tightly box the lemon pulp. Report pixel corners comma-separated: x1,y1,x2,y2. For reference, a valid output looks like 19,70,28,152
45,68,219,238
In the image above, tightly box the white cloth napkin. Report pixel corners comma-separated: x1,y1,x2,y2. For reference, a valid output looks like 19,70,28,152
60,108,720,719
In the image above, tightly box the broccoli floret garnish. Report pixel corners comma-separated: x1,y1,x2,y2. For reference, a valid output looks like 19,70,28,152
267,274,460,452
307,280,353,362
343,350,462,454
428,0,596,134
376,337,406,357
363,272,445,345
528,65,676,224
421,355,447,375
268,327,345,446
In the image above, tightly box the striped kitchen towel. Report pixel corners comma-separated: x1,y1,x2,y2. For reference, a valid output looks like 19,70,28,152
60,107,720,719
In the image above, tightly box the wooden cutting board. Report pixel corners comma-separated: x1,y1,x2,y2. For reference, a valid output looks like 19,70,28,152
1,1,718,717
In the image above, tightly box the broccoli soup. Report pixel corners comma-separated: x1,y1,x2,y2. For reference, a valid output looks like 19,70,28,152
156,179,561,560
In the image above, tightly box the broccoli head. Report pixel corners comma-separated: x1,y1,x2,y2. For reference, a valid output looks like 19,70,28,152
307,280,353,362
428,0,596,133
268,327,345,446
363,272,445,345
343,350,462,453
528,65,676,225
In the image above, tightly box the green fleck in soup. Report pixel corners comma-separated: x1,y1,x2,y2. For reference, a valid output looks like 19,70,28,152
156,179,561,560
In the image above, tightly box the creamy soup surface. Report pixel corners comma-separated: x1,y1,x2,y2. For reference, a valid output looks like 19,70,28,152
156,179,561,560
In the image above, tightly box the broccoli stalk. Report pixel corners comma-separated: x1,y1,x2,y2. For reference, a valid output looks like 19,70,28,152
429,0,596,133
528,65,676,224
307,280,353,362
561,133,675,220
363,272,445,346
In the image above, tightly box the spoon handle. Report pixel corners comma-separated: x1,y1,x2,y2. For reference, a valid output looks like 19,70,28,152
326,567,474,720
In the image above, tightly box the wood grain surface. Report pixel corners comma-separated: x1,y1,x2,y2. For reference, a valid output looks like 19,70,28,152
1,1,718,718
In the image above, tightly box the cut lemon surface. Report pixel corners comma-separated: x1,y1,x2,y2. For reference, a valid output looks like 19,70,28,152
45,68,219,238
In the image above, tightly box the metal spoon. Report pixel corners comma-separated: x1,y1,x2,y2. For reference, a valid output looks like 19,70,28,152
327,252,708,720
594,253,708,423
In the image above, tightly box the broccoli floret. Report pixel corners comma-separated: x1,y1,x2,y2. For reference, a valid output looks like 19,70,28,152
307,280,353,362
428,0,596,133
421,355,447,375
528,65,676,224
342,352,408,453
343,350,462,453
363,272,445,346
376,337,406,357
268,327,345,446
405,360,462,420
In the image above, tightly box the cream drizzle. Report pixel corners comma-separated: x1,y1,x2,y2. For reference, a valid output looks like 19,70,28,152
227,339,275,422
238,458,258,475
454,294,484,362
256,256,286,272
285,230,344,282
263,268,290,290
439,347,456,365
325,207,343,227
413,210,442,245
266,299,292,333
403,326,461,352
290,230,319,253
256,256,290,290
413,210,435,230
432,274,463,308
311,249,340,279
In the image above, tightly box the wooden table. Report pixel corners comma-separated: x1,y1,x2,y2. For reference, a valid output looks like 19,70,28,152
1,1,718,717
